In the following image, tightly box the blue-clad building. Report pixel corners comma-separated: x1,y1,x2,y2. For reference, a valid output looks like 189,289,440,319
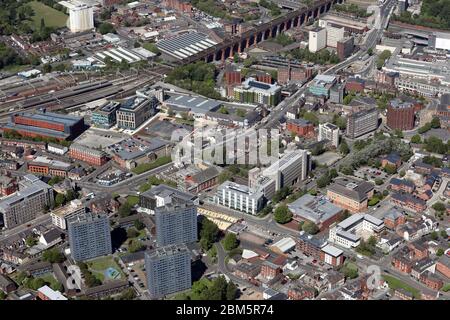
91,101,121,129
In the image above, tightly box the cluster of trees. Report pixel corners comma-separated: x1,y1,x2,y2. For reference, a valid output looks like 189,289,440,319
422,156,443,168
418,117,441,134
54,189,78,208
332,114,347,130
339,139,350,155
139,176,176,193
16,272,63,292
393,0,450,30
222,233,239,251
376,50,391,70
339,135,412,176
2,130,72,147
42,248,65,263
199,217,220,251
334,4,372,18
423,136,448,155
98,23,116,35
0,1,35,36
368,190,388,206
356,236,377,257
340,263,359,279
316,169,338,188
432,202,448,221
298,220,319,235
274,205,292,224
166,62,222,100
274,34,294,46
177,276,237,300
191,0,231,19
259,0,281,17
0,43,27,70
291,48,340,65
78,262,101,288
25,235,38,247
272,186,292,203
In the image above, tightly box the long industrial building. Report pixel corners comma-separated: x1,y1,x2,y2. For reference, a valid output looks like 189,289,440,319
2,111,85,141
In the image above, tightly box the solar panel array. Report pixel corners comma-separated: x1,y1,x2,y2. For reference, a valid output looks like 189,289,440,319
248,80,271,90
156,32,218,60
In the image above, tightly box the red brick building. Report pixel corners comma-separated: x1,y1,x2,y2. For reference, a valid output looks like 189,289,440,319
419,271,443,291
436,255,450,278
391,193,426,213
224,70,242,86
296,234,324,260
390,178,415,194
384,210,406,230
184,166,219,194
345,77,365,93
260,261,281,280
286,118,315,137
256,73,272,84
0,172,18,197
69,144,108,166
408,242,429,261
163,0,192,13
387,100,416,130
277,67,312,85
287,286,315,300
392,254,413,273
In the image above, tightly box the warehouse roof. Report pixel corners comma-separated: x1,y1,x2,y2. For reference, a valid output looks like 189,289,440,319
157,32,218,60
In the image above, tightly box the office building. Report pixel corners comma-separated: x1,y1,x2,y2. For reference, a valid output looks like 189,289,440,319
233,78,281,106
116,96,157,130
145,244,191,299
50,199,86,230
318,122,339,148
327,177,374,213
346,108,379,139
263,149,311,191
69,144,109,166
337,37,354,60
214,181,265,215
329,213,384,248
387,99,415,130
154,197,197,247
2,111,85,141
68,212,112,261
309,27,326,53
288,194,342,231
319,20,345,48
309,74,337,98
0,175,54,229
286,119,315,138
59,0,94,33
91,101,121,129
329,83,344,104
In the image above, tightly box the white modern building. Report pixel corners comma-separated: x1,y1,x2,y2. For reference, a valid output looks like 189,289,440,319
214,181,265,215
328,214,384,249
262,149,311,191
319,20,345,48
318,122,339,148
309,27,327,53
59,0,94,33
50,199,86,230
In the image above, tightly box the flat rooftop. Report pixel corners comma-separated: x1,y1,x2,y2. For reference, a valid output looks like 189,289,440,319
109,137,167,160
15,111,82,126
157,32,218,60
165,94,222,114
288,194,342,224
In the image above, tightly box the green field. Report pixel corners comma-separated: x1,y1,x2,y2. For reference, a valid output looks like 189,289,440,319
28,1,68,29
38,273,62,291
126,196,140,206
383,275,421,299
86,256,124,283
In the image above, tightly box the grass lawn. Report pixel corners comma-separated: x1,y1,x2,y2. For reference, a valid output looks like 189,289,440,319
38,273,61,290
27,1,68,29
345,262,358,271
126,196,140,206
131,156,172,174
383,275,421,299
442,283,450,292
1,64,31,74
87,256,124,281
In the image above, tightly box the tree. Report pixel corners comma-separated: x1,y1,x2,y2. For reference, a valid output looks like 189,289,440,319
432,202,446,212
119,202,133,218
199,218,220,251
430,231,438,240
98,23,116,35
399,170,406,177
440,230,448,238
375,178,383,185
302,221,319,235
367,48,373,56
0,291,6,300
410,134,421,144
117,288,136,300
25,235,37,247
55,193,66,207
128,240,145,253
436,248,444,256
40,18,45,31
430,116,441,129
42,248,65,263
134,220,145,230
274,205,292,224
339,140,350,155
384,164,397,175
236,109,246,118
126,228,139,238
226,281,238,300
222,233,238,251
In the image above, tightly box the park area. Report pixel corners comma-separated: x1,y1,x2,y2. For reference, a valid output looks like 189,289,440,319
27,1,68,29
86,256,125,282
